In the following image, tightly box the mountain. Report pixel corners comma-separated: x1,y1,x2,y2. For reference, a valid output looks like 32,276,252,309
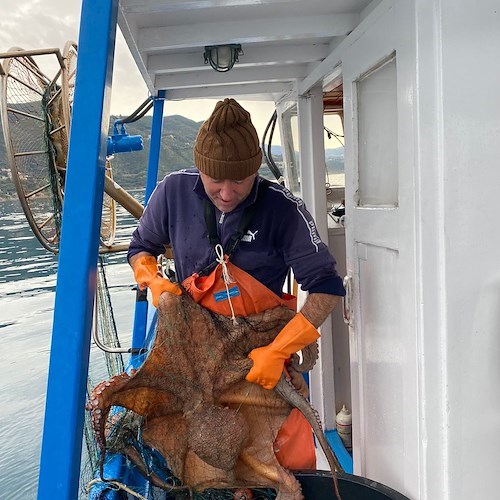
268,145,344,175
270,144,343,159
0,113,344,200
325,147,344,174
0,114,202,199
107,114,202,191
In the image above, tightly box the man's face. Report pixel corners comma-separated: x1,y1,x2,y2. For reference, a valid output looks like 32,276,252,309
199,172,257,213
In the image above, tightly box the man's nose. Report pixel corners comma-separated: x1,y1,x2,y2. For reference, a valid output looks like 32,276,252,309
219,181,234,199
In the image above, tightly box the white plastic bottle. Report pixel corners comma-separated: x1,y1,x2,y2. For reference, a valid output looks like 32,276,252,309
336,405,352,451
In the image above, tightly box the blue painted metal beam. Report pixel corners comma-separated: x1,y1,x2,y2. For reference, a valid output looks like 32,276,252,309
145,90,166,202
37,0,119,498
325,429,353,473
130,91,165,368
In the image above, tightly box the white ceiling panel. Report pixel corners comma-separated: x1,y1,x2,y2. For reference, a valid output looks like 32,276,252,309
118,0,376,100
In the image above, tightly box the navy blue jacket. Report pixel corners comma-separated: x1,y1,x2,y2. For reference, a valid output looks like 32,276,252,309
128,169,345,297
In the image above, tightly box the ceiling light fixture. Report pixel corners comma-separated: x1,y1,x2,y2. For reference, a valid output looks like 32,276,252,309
203,44,243,72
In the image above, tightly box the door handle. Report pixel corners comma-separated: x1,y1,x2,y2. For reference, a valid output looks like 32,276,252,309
342,275,353,327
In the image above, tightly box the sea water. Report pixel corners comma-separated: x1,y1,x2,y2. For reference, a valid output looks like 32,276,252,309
0,199,138,499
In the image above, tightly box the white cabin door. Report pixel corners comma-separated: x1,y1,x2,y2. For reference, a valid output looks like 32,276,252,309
342,2,419,498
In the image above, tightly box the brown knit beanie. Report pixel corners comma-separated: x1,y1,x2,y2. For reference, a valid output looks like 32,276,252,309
194,98,262,180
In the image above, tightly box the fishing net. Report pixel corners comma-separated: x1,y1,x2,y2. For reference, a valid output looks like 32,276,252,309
1,53,64,251
80,257,126,497
96,255,125,376
100,160,117,247
92,409,278,500
82,290,307,499
1,46,117,253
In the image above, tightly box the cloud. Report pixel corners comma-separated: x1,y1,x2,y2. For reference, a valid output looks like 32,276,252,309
0,0,80,50
0,0,277,138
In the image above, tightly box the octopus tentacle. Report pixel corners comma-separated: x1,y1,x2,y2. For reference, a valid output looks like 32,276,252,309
274,374,342,500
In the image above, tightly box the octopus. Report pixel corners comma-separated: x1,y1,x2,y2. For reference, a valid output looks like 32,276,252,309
88,291,342,500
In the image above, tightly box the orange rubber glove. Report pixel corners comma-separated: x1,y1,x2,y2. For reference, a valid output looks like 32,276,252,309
245,312,320,390
132,255,181,307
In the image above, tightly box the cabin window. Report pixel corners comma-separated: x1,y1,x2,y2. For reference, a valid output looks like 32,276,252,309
324,112,345,217
324,113,345,188
279,106,345,199
356,56,398,207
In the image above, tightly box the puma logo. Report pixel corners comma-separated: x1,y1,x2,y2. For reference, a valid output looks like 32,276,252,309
241,229,258,242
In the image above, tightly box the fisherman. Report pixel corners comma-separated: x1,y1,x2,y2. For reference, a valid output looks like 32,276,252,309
127,98,345,470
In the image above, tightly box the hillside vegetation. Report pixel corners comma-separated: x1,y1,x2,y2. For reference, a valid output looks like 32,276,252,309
0,114,202,199
108,114,202,192
0,112,343,200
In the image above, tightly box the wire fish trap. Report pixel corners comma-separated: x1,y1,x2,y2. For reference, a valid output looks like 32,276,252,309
0,44,116,253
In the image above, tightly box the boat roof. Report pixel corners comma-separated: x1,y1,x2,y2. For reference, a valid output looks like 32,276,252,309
118,0,374,101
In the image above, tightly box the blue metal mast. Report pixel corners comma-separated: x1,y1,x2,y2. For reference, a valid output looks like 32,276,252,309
130,90,166,369
145,91,166,201
37,0,119,498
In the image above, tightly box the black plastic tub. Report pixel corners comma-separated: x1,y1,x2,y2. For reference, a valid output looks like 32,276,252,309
295,470,410,500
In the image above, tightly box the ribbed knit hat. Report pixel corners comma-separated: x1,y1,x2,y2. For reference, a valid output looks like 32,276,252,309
194,98,262,180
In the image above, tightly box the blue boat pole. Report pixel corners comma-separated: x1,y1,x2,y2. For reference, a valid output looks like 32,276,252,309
145,91,166,201
130,91,165,368
37,0,118,498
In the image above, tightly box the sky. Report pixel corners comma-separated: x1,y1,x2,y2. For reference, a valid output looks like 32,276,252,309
0,0,276,136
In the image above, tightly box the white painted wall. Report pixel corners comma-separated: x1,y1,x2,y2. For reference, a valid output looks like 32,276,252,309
345,0,500,498
288,1,500,498
432,1,500,498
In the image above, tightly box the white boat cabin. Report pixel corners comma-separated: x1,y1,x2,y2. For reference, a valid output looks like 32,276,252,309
10,0,494,498
115,1,500,498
